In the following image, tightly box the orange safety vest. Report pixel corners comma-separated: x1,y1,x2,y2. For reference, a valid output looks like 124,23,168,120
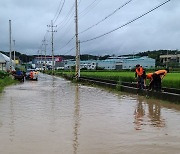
30,71,33,78
146,73,153,80
136,66,144,76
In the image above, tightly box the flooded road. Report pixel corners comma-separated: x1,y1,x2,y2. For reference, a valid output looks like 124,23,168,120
0,73,180,154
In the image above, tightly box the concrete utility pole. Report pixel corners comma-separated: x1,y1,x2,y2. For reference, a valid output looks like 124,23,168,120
37,50,40,69
13,40,16,61
42,37,48,71
40,45,43,71
47,20,57,74
9,20,12,72
75,0,80,80
78,40,80,76
166,50,169,68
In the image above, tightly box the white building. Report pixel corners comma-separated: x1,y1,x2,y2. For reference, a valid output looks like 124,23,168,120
121,57,155,69
33,56,63,70
0,52,15,71
97,57,155,70
64,57,155,70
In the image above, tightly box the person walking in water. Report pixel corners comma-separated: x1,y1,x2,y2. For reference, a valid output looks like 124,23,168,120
135,64,146,90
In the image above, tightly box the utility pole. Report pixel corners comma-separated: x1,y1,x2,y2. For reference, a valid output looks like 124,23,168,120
9,20,12,72
47,20,57,74
37,50,40,69
13,40,16,61
166,50,169,68
78,40,80,76
75,0,80,80
40,45,43,71
42,37,48,71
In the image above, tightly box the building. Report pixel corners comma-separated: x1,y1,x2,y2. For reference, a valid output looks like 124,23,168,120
64,57,155,70
121,57,155,69
0,52,15,71
160,54,180,66
33,56,63,70
64,60,96,70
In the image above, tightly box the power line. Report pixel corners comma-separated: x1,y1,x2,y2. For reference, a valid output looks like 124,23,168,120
79,0,98,15
52,0,64,22
81,0,171,43
79,0,133,34
63,46,76,55
79,0,102,19
59,35,75,50
56,3,75,30
78,0,82,6
54,1,80,54
56,17,74,37
53,0,66,23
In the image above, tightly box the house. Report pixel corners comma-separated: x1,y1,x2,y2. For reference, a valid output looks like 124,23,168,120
0,52,15,71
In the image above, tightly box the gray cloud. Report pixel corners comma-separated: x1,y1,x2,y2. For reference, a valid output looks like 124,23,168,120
0,0,179,56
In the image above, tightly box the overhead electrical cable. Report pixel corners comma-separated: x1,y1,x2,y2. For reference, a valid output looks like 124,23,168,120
59,35,75,50
63,46,76,55
57,12,74,31
79,0,98,15
79,0,133,34
81,0,171,43
52,0,64,22
57,3,75,29
53,0,66,23
55,1,81,52
79,0,102,19
78,0,82,6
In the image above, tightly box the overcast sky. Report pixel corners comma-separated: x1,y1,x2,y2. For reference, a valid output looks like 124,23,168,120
0,0,180,56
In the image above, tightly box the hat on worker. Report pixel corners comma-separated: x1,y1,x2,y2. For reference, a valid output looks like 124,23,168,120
136,64,140,68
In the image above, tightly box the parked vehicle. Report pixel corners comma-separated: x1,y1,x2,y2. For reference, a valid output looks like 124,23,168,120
12,70,24,82
25,69,38,81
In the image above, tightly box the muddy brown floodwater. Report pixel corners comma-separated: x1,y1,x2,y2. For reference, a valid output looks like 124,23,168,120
0,73,180,154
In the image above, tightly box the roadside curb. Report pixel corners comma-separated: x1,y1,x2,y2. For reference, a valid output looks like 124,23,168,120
79,76,180,104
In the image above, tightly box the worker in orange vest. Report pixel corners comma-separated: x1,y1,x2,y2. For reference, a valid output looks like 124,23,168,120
152,69,168,91
146,73,154,90
30,71,33,79
135,64,146,90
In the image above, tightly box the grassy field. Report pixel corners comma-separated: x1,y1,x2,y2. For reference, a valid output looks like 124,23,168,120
51,70,180,89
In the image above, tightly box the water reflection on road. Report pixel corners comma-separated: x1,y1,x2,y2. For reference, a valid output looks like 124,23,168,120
0,73,180,154
134,97,166,130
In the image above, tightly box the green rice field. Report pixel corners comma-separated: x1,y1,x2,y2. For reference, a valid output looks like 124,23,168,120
54,71,180,89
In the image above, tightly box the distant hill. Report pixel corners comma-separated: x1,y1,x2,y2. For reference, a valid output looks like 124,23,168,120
1,49,179,66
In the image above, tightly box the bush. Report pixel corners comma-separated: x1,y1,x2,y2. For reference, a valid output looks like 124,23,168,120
0,71,9,79
0,76,17,92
